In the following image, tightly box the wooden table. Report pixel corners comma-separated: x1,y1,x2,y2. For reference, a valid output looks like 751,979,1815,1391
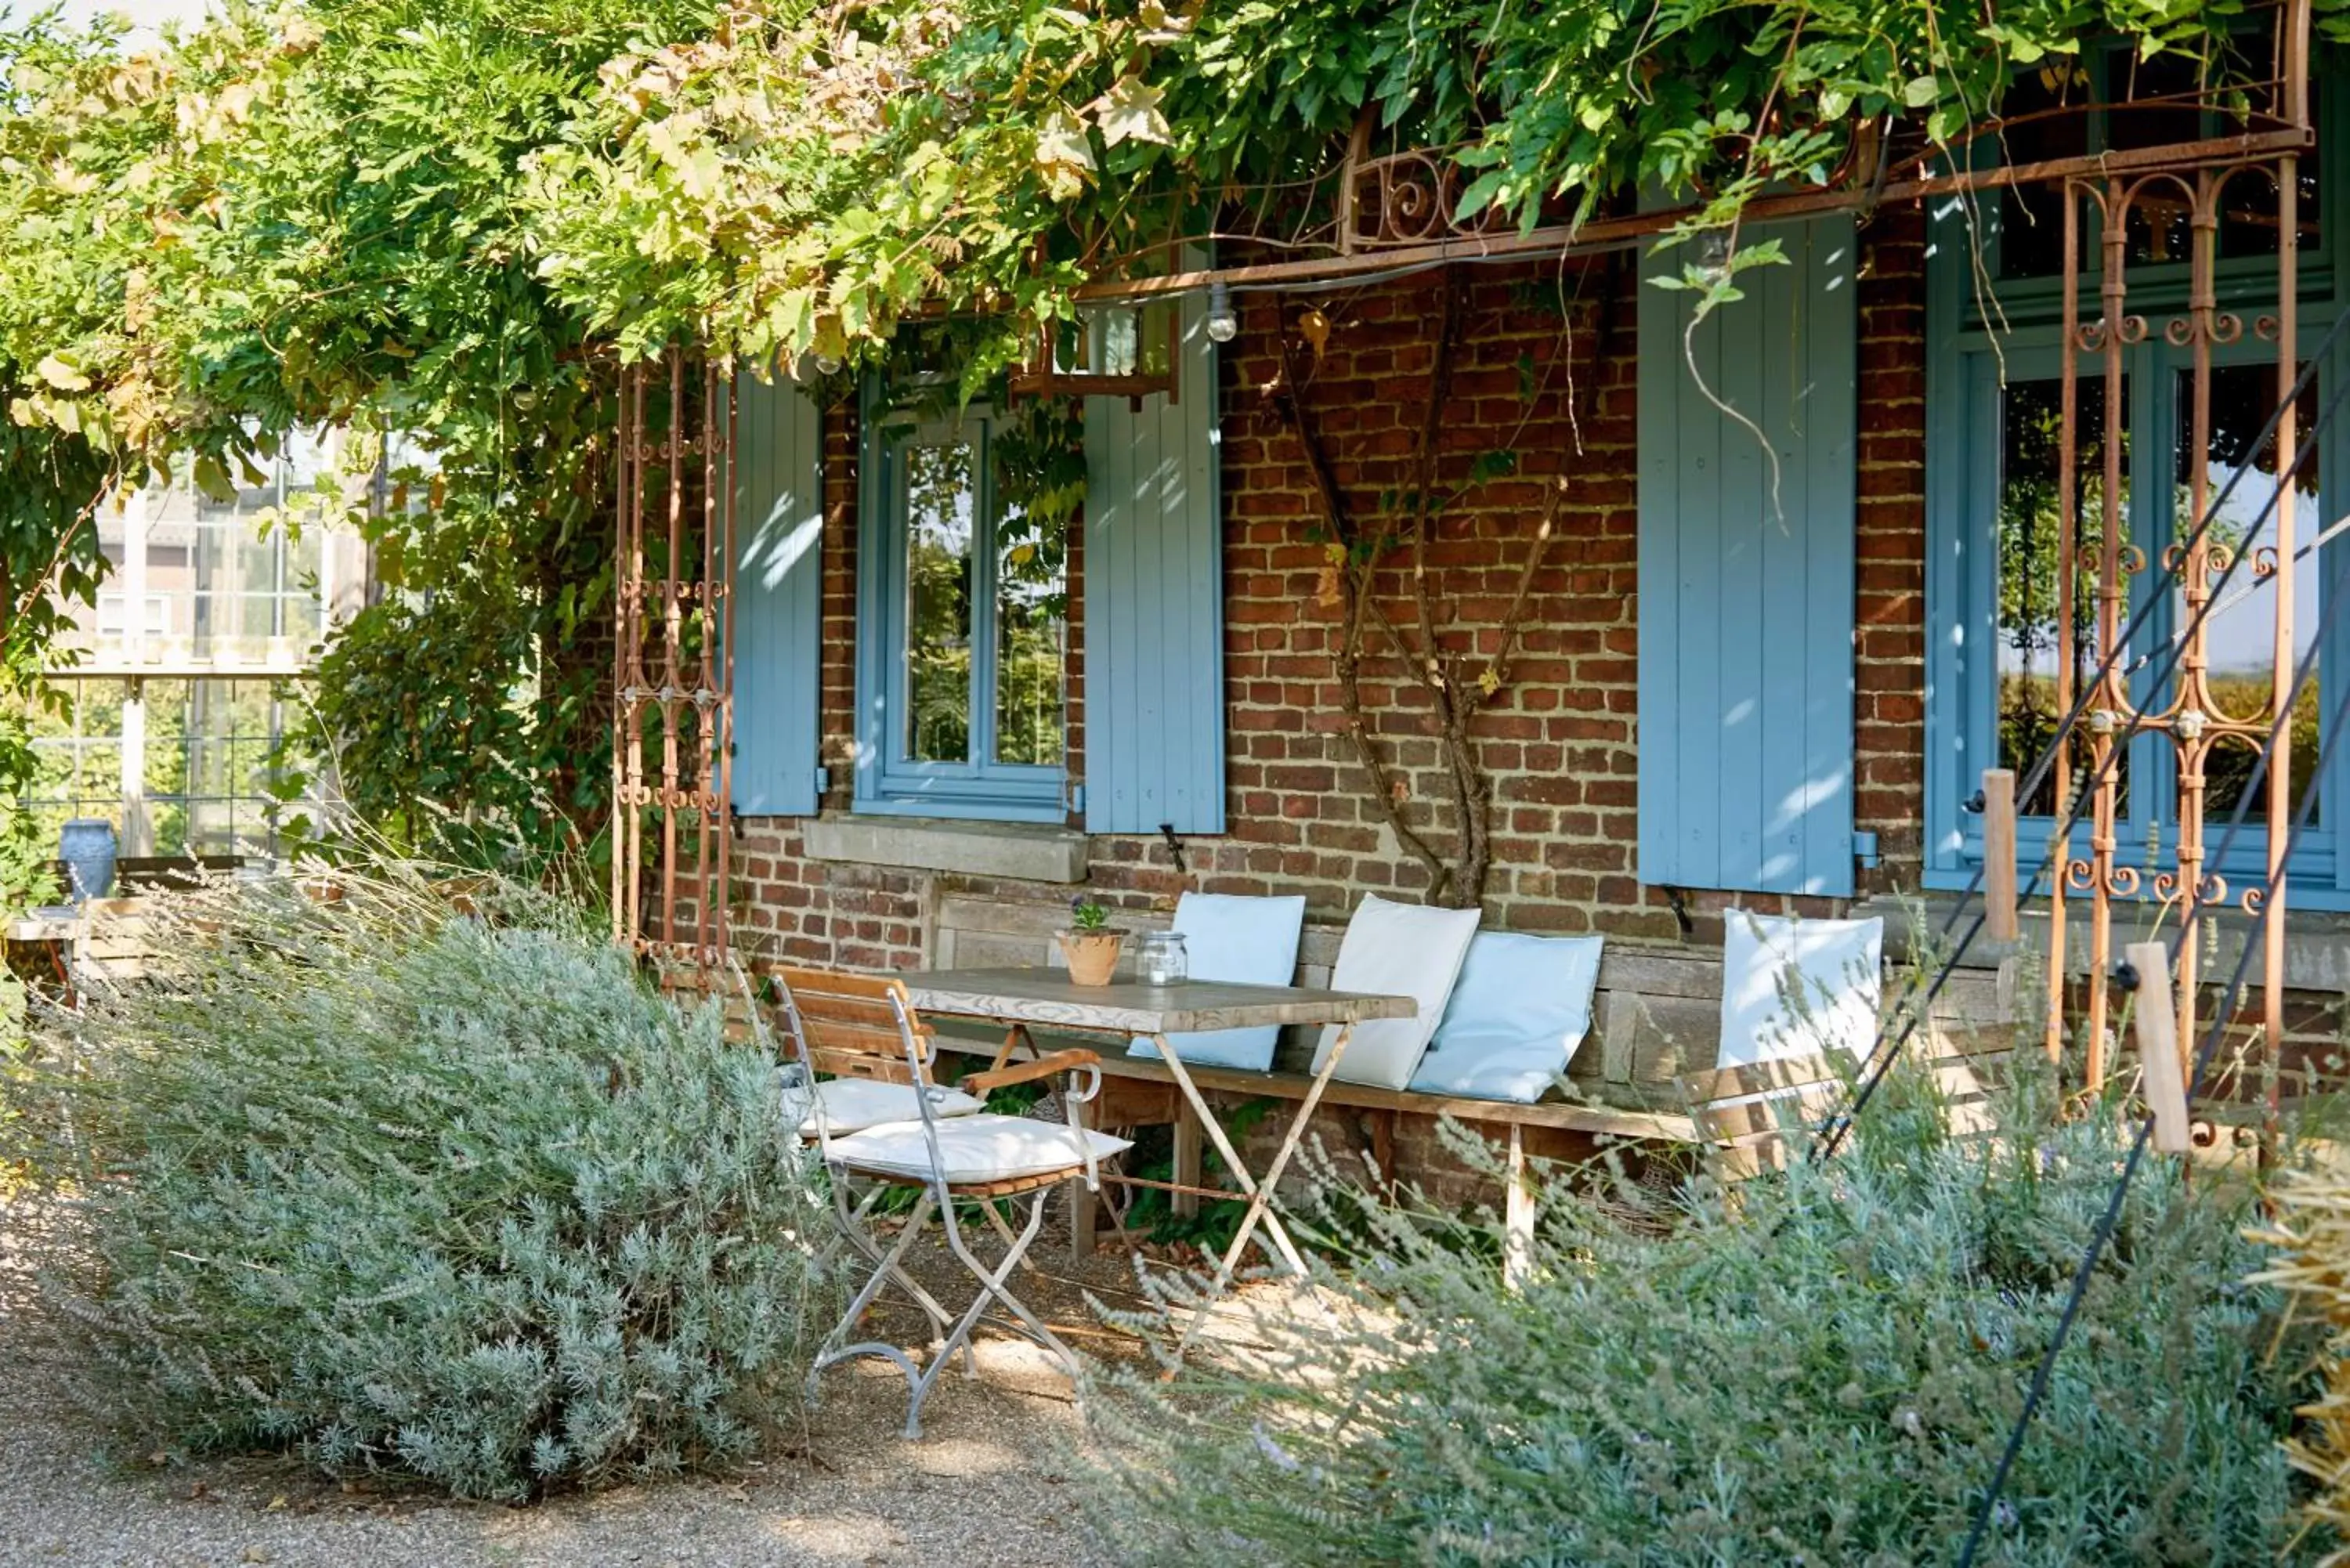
899,967,1415,1342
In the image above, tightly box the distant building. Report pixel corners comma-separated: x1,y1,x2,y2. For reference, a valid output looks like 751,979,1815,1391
20,433,369,861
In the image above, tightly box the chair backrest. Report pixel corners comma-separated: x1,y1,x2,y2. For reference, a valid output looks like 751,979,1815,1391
770,966,935,1088
1679,1052,1851,1180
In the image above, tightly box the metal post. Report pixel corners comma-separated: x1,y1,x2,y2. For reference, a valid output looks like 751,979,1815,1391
2265,151,2299,1136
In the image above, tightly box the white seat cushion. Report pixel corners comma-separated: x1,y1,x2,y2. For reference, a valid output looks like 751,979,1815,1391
1309,895,1482,1089
1717,913,1883,1068
1129,893,1308,1071
783,1075,985,1138
1408,931,1604,1103
827,1114,1133,1184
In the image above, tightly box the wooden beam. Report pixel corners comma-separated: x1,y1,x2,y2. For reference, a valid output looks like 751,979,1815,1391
1983,768,2019,942
2126,941,2190,1154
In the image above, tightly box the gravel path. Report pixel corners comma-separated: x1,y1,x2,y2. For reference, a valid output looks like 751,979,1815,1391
0,1208,1134,1568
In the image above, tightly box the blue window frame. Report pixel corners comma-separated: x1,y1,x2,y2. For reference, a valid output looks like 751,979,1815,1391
853,401,1071,822
1924,65,2350,907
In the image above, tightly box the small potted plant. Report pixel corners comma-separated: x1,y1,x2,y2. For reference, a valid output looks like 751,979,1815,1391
1057,894,1125,986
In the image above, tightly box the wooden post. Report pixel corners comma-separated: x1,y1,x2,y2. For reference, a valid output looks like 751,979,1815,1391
1504,1125,1535,1292
1365,1108,1397,1191
1172,1102,1204,1219
2126,941,2189,1154
1982,768,2019,942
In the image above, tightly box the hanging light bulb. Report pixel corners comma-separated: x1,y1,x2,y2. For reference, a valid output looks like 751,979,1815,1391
1205,280,1238,344
813,352,843,376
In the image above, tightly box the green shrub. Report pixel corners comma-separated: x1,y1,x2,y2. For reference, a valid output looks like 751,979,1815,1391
1083,1069,2330,1566
4,869,835,1500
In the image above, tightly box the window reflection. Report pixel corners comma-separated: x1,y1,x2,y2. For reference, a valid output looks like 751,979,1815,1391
1998,70,2090,280
993,506,1066,767
903,440,976,764
895,426,1069,774
2174,363,2322,822
1995,50,2320,278
1996,377,2130,815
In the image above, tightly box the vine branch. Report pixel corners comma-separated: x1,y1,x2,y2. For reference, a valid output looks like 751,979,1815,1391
1264,267,1587,909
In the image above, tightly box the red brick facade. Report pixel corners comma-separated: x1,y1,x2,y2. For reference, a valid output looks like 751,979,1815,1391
732,206,1932,974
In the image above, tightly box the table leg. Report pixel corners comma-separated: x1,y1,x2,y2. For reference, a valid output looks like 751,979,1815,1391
1171,1103,1203,1220
1147,1035,1314,1277
1171,1023,1355,1362
1068,1176,1097,1262
988,1022,1032,1076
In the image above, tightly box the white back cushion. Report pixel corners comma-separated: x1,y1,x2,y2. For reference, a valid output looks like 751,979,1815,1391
828,1114,1133,1184
1130,893,1308,1070
780,1075,984,1138
1407,932,1604,1103
1310,895,1481,1089
1717,913,1884,1068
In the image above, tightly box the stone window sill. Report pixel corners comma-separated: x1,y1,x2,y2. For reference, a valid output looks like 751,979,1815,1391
799,815,1088,884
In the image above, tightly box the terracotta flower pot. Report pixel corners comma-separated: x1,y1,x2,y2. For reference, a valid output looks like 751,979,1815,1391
1057,928,1125,987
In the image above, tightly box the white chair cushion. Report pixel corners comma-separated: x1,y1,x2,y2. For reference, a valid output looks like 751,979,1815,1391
1309,895,1481,1089
1407,931,1603,1103
1717,913,1884,1068
1129,892,1308,1071
827,1114,1133,1185
782,1075,985,1138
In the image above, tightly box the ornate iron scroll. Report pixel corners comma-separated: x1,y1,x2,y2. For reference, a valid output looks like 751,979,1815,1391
2049,77,2309,1097
613,350,737,988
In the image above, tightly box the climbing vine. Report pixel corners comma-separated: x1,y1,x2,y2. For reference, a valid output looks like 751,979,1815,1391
0,0,2341,899
1267,268,1608,910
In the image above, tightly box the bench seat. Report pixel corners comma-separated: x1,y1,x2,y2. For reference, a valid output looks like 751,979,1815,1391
931,1030,1695,1143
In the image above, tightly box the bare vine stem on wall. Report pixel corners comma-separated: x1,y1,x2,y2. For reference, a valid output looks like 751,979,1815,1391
1263,265,1596,909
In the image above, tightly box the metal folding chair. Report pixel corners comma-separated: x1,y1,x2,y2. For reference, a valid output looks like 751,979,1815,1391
774,966,1130,1439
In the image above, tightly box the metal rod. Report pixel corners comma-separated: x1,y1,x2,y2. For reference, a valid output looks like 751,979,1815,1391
716,364,738,971
2266,149,2300,1146
1070,131,2317,304
2051,180,2081,1065
662,348,685,957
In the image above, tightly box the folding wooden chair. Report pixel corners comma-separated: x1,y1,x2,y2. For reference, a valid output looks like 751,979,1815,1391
773,966,1130,1439
768,964,986,1143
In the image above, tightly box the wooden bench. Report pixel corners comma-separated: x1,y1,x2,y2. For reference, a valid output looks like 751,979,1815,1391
928,1024,1697,1261
1679,1035,2012,1181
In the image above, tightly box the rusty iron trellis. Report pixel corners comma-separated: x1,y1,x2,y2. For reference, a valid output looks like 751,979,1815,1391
1072,3,2316,303
613,350,737,987
2049,3,2312,1102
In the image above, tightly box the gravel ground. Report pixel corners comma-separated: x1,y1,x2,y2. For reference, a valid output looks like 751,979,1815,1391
0,1207,1144,1568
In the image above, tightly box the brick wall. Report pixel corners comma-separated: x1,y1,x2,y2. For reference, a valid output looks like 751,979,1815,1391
729,212,1936,1029
1851,206,1929,898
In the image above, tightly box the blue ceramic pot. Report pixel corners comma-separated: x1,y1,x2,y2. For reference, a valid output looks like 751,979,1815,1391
58,818,118,902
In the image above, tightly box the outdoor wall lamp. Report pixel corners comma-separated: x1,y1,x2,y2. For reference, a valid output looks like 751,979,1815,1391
1205,280,1238,344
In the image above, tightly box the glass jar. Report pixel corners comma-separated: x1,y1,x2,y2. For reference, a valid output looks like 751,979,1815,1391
1135,930,1190,986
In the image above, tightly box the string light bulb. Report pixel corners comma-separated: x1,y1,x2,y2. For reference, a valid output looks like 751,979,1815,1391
1205,280,1238,344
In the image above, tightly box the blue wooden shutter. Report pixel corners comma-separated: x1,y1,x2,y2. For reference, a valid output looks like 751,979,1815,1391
1083,279,1225,833
1636,217,1858,896
732,368,825,817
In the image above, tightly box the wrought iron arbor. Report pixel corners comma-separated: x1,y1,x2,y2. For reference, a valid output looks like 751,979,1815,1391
612,350,738,985
604,0,2326,1104
2042,13,2316,1086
